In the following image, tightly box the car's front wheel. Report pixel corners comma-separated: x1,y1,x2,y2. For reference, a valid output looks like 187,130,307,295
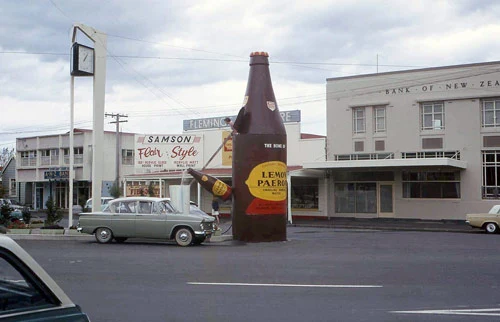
193,237,206,245
175,228,193,246
485,222,498,234
95,227,113,244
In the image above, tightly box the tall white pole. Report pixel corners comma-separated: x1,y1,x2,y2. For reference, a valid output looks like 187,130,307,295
69,76,75,227
72,23,107,212
91,30,107,212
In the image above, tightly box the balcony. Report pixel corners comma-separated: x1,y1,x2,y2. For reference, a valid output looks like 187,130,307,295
40,156,59,166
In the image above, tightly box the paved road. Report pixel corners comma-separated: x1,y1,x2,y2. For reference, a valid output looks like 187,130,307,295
16,227,500,322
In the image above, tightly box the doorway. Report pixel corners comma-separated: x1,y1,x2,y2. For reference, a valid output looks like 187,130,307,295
377,182,394,217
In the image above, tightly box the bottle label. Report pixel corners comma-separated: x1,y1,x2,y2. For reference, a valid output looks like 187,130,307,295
245,161,287,201
266,101,276,111
212,180,229,198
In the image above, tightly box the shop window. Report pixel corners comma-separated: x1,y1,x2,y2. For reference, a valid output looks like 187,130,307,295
334,183,376,213
482,150,500,198
482,99,500,128
291,177,318,209
402,171,460,199
353,107,365,134
421,102,444,130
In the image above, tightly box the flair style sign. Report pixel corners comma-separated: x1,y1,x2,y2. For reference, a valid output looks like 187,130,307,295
135,134,203,171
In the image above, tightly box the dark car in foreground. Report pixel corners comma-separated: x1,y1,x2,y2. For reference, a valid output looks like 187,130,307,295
0,235,89,321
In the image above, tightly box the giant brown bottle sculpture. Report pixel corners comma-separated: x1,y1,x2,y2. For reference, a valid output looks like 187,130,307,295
232,52,287,242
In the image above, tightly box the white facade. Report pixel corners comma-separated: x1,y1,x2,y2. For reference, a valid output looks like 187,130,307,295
15,112,327,218
305,61,500,220
16,129,136,209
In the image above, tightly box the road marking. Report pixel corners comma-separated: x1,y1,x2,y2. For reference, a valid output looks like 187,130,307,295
188,282,382,288
391,308,500,316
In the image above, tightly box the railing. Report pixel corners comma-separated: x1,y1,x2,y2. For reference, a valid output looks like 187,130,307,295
401,150,460,160
40,156,59,166
63,155,83,165
21,158,37,167
334,153,394,161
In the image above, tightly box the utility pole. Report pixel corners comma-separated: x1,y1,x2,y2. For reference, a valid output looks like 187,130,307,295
105,113,128,192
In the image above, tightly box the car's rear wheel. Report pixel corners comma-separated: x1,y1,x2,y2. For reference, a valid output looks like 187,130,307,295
114,237,128,243
95,227,113,244
175,228,193,246
485,222,498,234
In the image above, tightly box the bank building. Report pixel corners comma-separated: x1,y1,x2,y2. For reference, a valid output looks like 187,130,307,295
304,60,500,220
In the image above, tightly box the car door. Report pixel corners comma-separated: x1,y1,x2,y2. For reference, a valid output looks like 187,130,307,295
108,200,137,237
135,201,168,239
0,246,89,321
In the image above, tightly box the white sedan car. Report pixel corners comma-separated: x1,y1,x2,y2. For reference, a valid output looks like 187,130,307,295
466,205,500,233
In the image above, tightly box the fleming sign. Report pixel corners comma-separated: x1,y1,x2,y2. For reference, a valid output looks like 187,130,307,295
183,110,301,131
135,134,203,171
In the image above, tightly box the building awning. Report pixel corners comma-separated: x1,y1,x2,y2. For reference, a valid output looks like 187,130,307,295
124,165,307,181
303,158,467,170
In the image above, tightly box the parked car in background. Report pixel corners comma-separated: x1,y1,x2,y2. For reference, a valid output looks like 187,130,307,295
77,197,215,246
0,199,25,222
0,235,90,321
83,197,114,212
466,205,500,233
0,198,24,211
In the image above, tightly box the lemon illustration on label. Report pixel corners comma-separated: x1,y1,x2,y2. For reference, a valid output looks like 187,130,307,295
245,161,287,201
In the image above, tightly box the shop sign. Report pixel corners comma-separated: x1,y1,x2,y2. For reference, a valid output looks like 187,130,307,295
135,134,203,170
183,110,301,131
44,168,69,179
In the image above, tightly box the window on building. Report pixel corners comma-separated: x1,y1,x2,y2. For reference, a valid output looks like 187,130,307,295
402,171,460,199
421,102,444,130
291,177,319,209
335,183,377,213
20,151,37,166
122,149,134,165
482,99,500,127
481,150,500,198
9,179,16,197
40,149,59,166
63,147,83,164
374,106,386,133
353,107,365,134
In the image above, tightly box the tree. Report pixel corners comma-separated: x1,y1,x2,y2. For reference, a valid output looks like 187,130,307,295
109,182,122,199
45,197,62,226
148,181,155,197
0,204,11,225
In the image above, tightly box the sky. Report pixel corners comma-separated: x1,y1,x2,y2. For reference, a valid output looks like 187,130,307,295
2,0,500,151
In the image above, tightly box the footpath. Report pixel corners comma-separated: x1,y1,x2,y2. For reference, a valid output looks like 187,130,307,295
289,217,476,233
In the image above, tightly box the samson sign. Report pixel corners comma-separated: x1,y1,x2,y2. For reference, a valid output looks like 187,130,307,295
135,134,203,171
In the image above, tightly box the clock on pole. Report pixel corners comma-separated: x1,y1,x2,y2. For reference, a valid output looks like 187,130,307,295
70,42,94,76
